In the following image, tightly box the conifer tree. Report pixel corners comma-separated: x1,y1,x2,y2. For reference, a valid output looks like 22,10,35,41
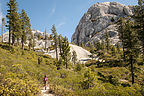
31,33,36,50
80,43,85,48
57,57,63,70
28,31,33,50
28,38,32,50
72,51,77,65
123,20,140,84
21,9,31,49
111,45,117,56
12,10,20,45
37,33,41,40
94,41,101,51
44,29,47,50
6,0,18,50
116,42,121,54
101,39,106,51
1,18,5,43
51,25,58,61
117,17,126,61
133,0,144,61
105,32,110,52
15,13,22,46
58,34,63,55
60,37,71,69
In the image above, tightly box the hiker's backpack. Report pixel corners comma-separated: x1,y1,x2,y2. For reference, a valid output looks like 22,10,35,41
44,77,48,81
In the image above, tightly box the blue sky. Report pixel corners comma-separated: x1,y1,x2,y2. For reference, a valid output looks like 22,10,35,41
0,0,138,41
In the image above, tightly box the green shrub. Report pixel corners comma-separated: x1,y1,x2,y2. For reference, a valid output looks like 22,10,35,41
75,63,82,71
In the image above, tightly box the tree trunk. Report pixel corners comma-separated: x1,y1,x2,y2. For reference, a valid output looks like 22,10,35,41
12,33,15,45
1,25,3,43
66,60,68,69
9,28,11,50
56,46,58,61
17,38,20,46
45,40,47,51
22,35,24,50
130,55,134,84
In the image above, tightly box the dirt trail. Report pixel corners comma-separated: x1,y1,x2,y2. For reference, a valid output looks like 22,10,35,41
41,85,55,96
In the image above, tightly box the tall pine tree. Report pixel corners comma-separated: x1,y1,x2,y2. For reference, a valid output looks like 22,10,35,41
105,32,110,52
117,17,127,61
60,37,71,69
6,0,18,50
122,20,140,84
21,9,31,49
51,25,58,61
133,0,144,61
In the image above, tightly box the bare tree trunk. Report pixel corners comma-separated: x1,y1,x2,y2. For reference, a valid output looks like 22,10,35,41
55,45,58,61
9,28,11,50
12,33,15,45
130,55,134,84
1,24,3,43
22,35,24,50
45,29,47,51
17,38,20,46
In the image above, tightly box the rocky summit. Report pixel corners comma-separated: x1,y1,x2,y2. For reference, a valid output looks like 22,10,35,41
71,2,134,46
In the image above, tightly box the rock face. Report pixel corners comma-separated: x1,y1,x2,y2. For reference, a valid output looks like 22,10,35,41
71,2,133,46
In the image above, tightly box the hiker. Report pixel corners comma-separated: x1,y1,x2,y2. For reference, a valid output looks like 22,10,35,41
38,57,40,64
44,74,48,90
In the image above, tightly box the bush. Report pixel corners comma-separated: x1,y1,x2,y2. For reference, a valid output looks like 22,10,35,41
75,63,82,71
0,74,41,95
50,84,75,96
85,60,97,67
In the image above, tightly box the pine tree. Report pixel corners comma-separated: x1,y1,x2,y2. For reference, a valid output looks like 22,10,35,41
72,51,77,65
94,41,101,51
117,17,126,61
105,32,110,52
80,42,85,48
60,37,71,69
101,39,106,51
1,18,5,43
28,31,33,50
15,13,22,46
116,42,121,54
28,38,32,50
57,57,63,70
37,33,41,40
111,45,117,56
58,34,63,55
21,9,31,50
51,25,58,61
44,29,47,51
32,33,36,50
133,0,144,61
123,20,140,84
6,0,18,50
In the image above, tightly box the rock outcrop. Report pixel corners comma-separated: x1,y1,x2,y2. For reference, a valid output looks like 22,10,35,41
2,30,52,49
45,44,91,62
71,2,134,46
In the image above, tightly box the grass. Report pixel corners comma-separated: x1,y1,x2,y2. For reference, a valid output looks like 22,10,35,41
0,43,144,96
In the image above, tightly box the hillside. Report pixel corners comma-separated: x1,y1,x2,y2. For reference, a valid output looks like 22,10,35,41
0,43,56,95
0,43,144,96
